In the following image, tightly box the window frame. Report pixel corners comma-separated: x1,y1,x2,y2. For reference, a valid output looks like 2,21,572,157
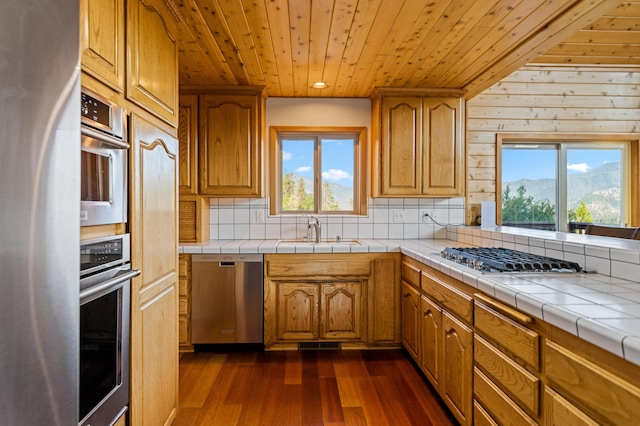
269,126,367,215
497,133,640,230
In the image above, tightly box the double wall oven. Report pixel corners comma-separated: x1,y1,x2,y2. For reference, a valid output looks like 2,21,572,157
80,234,139,426
79,87,138,425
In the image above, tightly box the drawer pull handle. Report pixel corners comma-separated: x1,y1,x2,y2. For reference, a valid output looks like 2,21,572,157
475,293,534,324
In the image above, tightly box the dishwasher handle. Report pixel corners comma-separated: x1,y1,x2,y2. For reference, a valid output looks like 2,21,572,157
219,262,235,267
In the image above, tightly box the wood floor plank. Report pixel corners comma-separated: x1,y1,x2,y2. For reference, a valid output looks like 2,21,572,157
317,350,337,378
332,350,369,377
301,352,324,425
342,406,367,425
282,384,303,425
284,350,302,384
392,354,456,425
353,375,389,425
371,375,416,425
175,349,455,425
223,364,253,405
336,376,362,408
320,377,345,423
179,353,226,408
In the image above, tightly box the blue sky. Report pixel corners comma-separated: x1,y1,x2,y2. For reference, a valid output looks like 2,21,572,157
282,139,354,188
502,148,621,182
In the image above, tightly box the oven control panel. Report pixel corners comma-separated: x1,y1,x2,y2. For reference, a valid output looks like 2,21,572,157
80,234,131,276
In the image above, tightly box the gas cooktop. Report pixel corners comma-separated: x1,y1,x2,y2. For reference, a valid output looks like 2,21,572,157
441,247,582,273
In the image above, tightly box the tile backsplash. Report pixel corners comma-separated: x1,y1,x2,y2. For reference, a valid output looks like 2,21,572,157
209,197,465,240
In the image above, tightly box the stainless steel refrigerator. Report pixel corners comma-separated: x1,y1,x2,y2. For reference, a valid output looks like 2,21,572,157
0,0,80,424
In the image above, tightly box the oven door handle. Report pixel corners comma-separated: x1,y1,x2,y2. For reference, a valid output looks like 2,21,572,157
81,125,130,149
80,268,140,300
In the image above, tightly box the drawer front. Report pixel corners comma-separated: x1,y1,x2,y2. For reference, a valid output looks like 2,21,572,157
546,340,640,426
474,302,539,370
474,368,537,426
178,254,191,278
474,400,499,426
179,277,190,297
421,272,473,323
401,260,421,288
179,296,189,315
474,335,540,416
267,257,371,277
178,314,190,345
544,388,599,426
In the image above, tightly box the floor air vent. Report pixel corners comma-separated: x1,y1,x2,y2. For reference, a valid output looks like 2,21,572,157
298,342,341,350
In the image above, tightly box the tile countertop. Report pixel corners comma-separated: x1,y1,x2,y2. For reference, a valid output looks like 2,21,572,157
179,232,640,368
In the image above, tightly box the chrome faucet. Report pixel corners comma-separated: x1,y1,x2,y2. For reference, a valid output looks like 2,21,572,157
307,216,322,243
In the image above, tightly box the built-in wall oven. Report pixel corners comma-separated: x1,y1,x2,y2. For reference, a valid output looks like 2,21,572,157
80,87,128,227
80,234,139,426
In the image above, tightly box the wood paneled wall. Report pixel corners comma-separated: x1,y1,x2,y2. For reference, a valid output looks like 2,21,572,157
466,66,640,224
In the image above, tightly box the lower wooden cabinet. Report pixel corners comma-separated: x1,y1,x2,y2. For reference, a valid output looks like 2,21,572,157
473,297,541,425
178,254,192,351
400,258,473,426
401,254,640,426
274,280,363,342
264,253,400,349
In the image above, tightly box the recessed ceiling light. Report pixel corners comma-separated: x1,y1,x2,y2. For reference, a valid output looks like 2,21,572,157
311,81,328,89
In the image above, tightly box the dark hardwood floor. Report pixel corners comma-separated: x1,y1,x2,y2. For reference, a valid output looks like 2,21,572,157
174,348,456,425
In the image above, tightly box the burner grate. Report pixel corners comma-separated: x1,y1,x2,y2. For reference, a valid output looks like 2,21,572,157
441,247,582,273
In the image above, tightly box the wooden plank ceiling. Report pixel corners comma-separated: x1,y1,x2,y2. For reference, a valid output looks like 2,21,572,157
175,0,638,99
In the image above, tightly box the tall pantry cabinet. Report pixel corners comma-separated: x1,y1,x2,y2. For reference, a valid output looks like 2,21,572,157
80,0,180,425
129,114,179,426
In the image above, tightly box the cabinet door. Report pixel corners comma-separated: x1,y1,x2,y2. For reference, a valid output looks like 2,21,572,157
126,0,179,125
199,93,262,196
422,97,464,196
276,282,319,341
80,0,125,92
401,281,421,361
420,295,442,388
129,114,179,426
370,255,401,344
441,311,473,426
380,97,422,196
320,282,363,340
178,95,199,195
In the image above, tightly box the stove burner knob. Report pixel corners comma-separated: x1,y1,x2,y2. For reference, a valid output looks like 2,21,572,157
465,258,474,267
473,260,484,270
454,254,463,263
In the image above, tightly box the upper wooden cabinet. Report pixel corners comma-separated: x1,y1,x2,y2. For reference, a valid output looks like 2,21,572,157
126,0,179,125
371,89,465,197
198,88,264,196
178,94,198,195
80,0,125,92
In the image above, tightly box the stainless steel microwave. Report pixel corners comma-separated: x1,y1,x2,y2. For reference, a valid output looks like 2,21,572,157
80,88,128,227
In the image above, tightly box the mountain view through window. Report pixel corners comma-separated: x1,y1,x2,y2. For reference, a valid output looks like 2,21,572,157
502,145,624,232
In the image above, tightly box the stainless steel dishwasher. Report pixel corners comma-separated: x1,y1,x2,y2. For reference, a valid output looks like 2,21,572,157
191,254,264,345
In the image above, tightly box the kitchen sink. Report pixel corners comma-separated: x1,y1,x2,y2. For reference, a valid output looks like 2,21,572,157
276,239,361,247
